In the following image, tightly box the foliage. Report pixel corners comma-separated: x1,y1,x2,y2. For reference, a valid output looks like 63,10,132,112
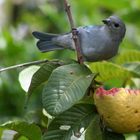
43,104,96,140
0,0,140,140
0,121,42,140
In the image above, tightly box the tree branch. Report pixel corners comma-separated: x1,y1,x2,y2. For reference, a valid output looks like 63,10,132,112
64,0,83,64
0,59,49,73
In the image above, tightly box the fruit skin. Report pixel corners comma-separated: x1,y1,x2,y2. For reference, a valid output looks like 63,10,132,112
94,87,140,133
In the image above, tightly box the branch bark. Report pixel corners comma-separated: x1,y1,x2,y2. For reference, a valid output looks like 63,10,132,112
64,0,83,64
0,59,63,73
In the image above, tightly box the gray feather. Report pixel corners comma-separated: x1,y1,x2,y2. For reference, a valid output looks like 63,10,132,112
32,31,64,52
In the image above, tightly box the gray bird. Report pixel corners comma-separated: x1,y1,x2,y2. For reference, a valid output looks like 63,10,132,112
32,16,126,62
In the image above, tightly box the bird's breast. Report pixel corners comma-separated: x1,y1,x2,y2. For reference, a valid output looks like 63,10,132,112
80,32,120,61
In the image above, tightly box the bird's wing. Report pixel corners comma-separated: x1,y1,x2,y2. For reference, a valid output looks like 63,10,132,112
78,25,102,33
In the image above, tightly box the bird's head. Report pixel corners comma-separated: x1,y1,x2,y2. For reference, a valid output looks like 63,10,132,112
102,16,126,40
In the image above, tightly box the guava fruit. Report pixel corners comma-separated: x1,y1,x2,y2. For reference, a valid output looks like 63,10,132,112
94,87,140,133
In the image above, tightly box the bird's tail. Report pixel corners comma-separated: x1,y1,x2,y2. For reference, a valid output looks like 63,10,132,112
32,31,63,52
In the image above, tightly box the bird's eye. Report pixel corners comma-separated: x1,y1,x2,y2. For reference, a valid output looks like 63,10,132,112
114,23,120,28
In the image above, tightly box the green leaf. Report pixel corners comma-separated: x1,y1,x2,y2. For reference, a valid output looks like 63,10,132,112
28,63,60,93
42,63,94,116
0,122,42,140
85,115,102,140
23,63,60,108
18,66,40,92
102,130,125,140
89,61,132,82
78,96,94,104
125,133,140,140
85,115,125,140
115,50,140,65
43,104,97,140
123,62,140,77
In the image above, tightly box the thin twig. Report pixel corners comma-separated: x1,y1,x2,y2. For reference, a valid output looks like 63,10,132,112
0,59,49,73
64,0,83,64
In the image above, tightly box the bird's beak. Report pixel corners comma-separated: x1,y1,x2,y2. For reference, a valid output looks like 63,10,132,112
102,18,111,25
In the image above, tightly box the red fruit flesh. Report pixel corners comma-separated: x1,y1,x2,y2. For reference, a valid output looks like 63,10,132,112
96,87,119,96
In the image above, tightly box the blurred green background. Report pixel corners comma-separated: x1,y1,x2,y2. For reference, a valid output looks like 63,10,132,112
0,0,140,123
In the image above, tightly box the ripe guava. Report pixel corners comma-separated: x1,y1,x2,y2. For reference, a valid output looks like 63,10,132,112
94,87,140,133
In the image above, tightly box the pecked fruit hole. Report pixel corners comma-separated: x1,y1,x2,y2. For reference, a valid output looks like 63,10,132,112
94,87,140,133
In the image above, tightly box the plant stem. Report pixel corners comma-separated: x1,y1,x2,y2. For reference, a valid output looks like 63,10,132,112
64,0,83,64
0,59,49,73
